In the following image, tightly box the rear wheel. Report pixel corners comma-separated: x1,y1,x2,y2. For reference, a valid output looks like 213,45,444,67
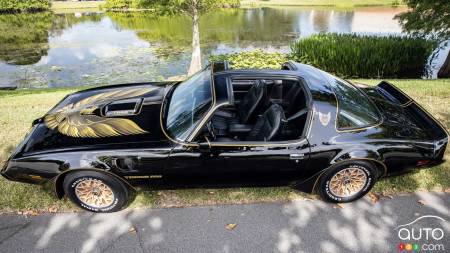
317,161,377,203
63,171,132,213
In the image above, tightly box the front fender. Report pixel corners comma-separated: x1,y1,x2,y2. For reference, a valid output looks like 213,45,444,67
52,168,136,199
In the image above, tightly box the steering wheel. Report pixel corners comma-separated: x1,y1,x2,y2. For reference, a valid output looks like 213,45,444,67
206,121,216,140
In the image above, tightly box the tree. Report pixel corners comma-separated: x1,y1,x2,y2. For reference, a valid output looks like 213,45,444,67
395,0,450,77
145,0,229,76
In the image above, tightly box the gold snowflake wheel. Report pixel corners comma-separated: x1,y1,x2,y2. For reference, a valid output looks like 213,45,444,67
329,167,367,198
75,179,115,208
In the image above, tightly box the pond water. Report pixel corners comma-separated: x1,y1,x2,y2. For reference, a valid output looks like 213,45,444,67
0,7,406,88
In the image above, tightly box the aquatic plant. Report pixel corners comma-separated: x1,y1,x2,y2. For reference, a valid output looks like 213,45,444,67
210,34,437,78
210,50,289,69
290,33,437,78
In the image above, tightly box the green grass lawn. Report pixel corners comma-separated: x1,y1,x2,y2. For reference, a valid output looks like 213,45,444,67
0,79,448,213
240,0,403,7
51,1,105,12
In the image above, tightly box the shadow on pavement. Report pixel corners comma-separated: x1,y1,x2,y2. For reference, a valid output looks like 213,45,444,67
0,192,448,253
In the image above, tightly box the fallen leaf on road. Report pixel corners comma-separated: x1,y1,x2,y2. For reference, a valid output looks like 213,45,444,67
382,193,394,199
334,203,345,209
225,223,237,230
368,192,379,203
48,206,58,213
129,226,137,234
418,200,427,206
23,210,38,216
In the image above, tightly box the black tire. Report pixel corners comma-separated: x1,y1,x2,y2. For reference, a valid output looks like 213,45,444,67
317,161,377,203
63,170,132,213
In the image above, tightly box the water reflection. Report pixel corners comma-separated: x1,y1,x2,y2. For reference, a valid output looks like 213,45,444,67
0,7,405,88
0,13,52,65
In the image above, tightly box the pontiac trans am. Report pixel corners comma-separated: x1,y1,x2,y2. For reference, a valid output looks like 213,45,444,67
1,62,448,212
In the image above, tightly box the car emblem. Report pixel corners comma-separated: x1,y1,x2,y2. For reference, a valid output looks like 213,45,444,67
319,112,331,126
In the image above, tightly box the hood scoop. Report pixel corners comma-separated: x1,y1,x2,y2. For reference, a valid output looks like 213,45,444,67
104,98,144,117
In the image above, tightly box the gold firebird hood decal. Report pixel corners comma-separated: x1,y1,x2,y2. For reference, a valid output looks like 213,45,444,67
44,87,155,138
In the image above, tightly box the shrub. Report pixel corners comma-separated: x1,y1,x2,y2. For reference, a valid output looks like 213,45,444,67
220,0,240,8
209,50,289,69
104,0,132,10
290,33,437,78
0,0,50,12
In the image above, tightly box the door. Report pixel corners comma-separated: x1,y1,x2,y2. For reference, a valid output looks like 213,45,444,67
200,140,311,184
164,143,228,175
164,140,310,187
214,140,309,171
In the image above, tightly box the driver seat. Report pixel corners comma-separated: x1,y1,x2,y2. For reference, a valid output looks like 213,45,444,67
212,80,267,134
246,104,285,141
236,79,268,124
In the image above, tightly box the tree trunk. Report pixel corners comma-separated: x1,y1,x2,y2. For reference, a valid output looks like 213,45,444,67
438,51,450,78
187,6,201,76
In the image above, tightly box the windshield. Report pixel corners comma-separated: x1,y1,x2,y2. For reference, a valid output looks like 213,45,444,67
328,76,380,129
165,67,213,141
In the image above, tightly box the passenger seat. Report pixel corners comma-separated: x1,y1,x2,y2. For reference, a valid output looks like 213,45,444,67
246,104,286,141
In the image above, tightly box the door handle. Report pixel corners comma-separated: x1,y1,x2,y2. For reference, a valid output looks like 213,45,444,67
290,154,305,160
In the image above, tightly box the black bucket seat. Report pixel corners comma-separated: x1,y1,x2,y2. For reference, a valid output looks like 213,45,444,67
212,80,267,132
246,104,286,141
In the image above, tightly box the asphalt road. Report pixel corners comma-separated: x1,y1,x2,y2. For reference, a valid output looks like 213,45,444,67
0,192,449,253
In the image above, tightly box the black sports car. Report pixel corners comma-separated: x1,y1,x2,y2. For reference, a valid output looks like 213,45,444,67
1,62,448,212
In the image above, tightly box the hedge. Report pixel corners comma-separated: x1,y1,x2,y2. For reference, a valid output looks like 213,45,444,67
290,33,437,78
0,0,50,12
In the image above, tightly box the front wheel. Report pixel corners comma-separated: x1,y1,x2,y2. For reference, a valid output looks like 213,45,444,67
317,161,377,203
63,171,133,213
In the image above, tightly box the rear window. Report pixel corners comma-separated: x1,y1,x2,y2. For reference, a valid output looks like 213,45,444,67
328,77,381,129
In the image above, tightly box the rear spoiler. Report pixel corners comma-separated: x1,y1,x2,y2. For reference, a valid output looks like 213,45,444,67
377,81,448,159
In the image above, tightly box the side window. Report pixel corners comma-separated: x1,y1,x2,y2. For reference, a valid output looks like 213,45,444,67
328,77,381,129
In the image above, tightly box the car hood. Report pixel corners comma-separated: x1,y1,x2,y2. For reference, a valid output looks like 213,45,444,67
16,82,179,156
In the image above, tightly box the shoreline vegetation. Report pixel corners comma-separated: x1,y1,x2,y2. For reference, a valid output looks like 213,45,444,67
0,78,448,213
0,0,405,13
101,0,403,12
210,34,437,79
240,0,404,7
0,0,51,13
